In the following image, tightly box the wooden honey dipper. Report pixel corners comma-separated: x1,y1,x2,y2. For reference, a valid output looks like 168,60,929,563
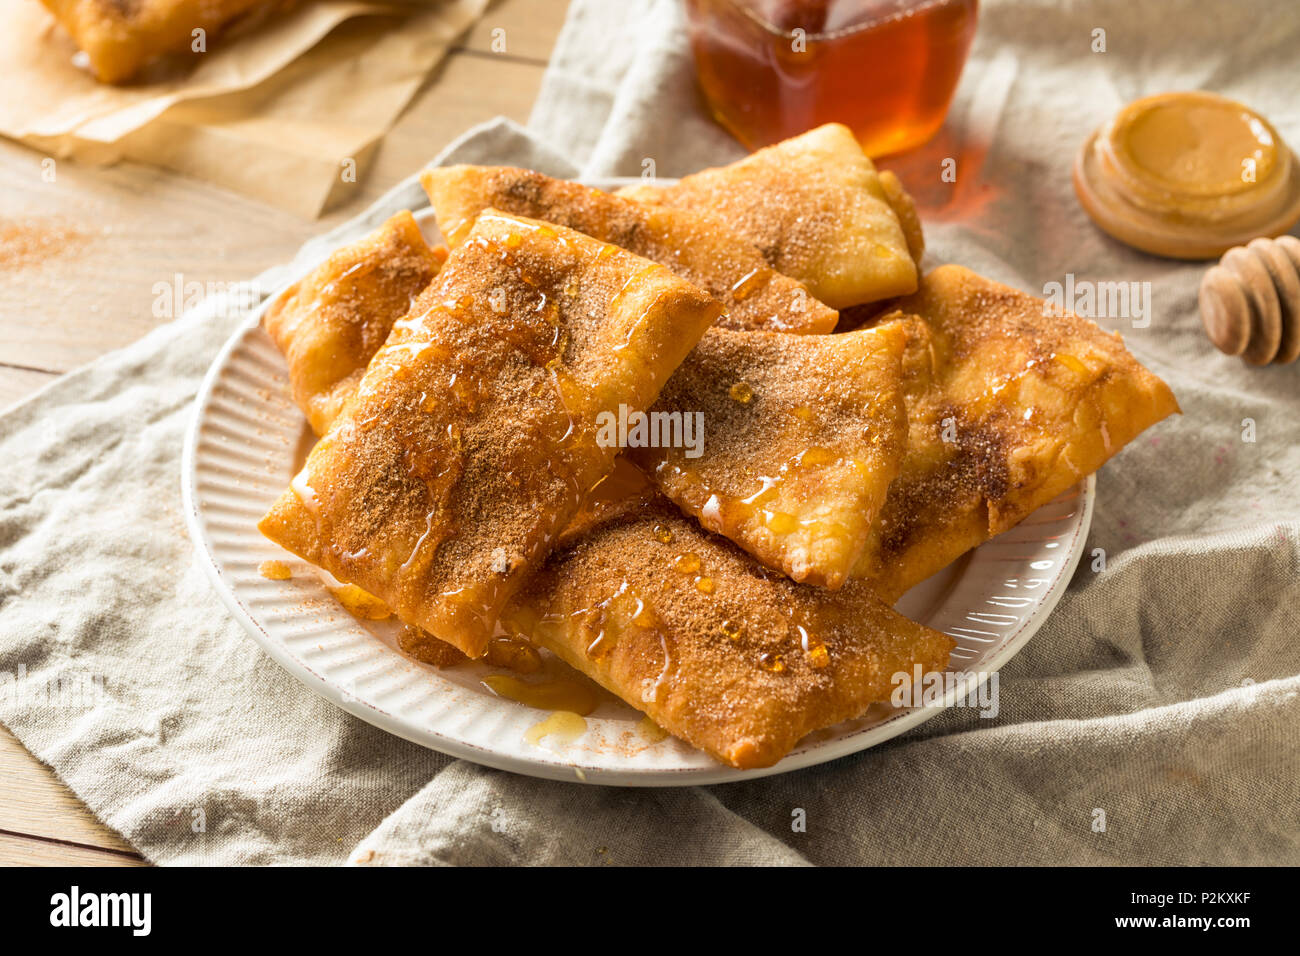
1199,235,1300,365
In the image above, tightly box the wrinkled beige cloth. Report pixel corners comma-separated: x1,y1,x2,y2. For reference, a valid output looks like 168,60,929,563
1,0,1297,866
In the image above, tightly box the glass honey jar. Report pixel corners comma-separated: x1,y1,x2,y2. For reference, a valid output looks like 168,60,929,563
684,0,979,156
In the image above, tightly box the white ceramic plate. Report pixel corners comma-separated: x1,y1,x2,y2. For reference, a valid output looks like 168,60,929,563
183,190,1095,786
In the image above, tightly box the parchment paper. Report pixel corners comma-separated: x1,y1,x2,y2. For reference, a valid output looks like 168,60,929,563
0,0,486,216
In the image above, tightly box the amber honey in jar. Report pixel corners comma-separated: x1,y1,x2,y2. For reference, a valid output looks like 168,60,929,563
684,0,979,156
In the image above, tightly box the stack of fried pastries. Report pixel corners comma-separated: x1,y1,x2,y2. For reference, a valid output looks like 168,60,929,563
258,124,1178,769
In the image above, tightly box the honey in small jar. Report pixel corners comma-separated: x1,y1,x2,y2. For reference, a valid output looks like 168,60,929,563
1074,91,1300,259
684,0,979,155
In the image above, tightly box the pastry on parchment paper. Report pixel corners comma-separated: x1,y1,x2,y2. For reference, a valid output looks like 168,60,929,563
41,0,293,83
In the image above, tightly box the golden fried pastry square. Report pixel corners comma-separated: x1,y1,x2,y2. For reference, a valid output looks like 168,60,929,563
503,491,954,769
878,169,926,268
617,123,917,309
853,266,1180,601
259,211,722,657
263,210,444,435
420,165,838,334
41,0,286,83
628,323,909,589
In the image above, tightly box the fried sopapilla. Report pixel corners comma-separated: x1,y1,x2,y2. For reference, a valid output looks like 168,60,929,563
421,165,838,334
263,210,444,435
852,266,1180,601
629,323,909,590
259,211,721,657
41,0,290,83
617,123,917,308
502,483,954,770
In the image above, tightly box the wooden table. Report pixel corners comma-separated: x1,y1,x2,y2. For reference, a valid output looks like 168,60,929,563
0,0,570,867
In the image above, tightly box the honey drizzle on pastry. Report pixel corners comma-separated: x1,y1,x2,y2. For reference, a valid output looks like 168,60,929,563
263,213,719,658
655,444,864,545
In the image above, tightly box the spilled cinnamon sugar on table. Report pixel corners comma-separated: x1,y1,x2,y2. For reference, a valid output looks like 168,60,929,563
0,218,86,270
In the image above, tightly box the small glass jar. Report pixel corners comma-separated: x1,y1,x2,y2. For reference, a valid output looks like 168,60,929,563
684,0,979,156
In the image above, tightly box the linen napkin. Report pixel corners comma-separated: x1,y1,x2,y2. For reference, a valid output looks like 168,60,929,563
1,0,1297,866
